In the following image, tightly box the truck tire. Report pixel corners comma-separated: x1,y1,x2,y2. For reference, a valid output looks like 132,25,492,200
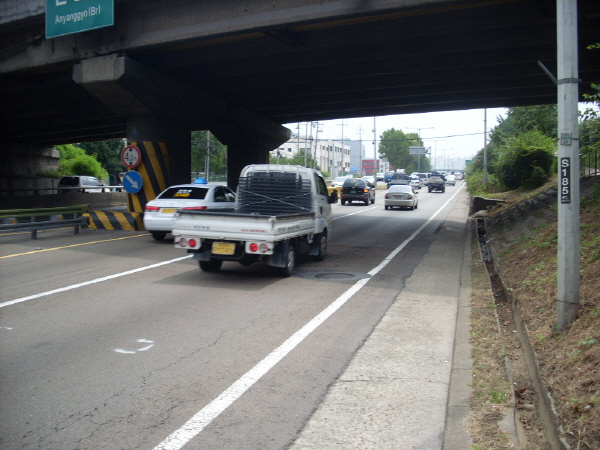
151,231,167,241
273,246,295,277
313,233,327,261
199,259,222,272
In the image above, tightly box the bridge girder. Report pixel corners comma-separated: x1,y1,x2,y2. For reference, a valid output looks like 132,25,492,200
0,0,599,148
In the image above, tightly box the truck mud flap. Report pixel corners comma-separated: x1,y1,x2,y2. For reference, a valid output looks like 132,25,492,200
266,240,292,268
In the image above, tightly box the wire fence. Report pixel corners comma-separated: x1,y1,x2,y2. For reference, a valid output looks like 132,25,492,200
580,150,599,177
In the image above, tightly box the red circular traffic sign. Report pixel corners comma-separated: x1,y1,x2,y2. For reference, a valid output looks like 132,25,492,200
121,145,142,168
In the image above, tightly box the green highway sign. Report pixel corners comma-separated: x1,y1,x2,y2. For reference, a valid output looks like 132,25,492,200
46,0,114,39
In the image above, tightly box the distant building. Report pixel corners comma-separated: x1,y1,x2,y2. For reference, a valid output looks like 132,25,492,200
361,158,389,175
270,135,351,177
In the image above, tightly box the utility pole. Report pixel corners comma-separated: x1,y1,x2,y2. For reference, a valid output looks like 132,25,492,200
372,117,377,164
483,109,488,184
556,0,580,330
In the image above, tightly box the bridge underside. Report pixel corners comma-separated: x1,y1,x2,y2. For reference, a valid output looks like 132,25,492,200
1,0,599,147
0,0,599,197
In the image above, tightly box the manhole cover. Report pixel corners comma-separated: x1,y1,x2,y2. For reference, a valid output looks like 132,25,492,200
315,272,355,279
299,271,371,281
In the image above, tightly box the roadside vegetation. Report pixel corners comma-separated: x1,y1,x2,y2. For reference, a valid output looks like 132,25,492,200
52,139,126,183
465,88,600,448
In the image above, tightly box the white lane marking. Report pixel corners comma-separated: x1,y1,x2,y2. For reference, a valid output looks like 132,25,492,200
331,205,378,221
152,184,465,450
0,256,193,309
115,339,155,354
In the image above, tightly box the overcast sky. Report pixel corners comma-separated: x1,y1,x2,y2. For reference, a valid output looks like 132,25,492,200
285,107,508,164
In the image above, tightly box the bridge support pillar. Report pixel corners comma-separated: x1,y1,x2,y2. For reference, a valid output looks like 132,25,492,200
125,117,190,212
224,141,269,190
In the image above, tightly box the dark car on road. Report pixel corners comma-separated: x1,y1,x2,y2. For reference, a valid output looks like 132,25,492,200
341,178,376,206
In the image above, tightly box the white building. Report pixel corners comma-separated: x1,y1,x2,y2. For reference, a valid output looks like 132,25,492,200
270,135,351,177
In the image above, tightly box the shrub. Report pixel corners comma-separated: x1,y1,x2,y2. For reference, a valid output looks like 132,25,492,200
465,170,503,196
495,130,556,190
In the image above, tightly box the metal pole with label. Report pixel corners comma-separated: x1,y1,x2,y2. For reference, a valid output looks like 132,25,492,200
556,0,580,330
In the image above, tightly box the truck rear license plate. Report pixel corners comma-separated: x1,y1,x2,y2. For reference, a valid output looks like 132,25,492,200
212,242,235,255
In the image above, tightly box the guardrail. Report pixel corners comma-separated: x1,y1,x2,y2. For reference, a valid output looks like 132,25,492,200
0,186,123,195
0,205,90,239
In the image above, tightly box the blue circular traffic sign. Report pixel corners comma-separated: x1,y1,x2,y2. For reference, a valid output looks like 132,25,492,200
123,171,143,193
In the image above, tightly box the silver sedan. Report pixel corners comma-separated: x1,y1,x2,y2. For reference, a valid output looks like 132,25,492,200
384,185,419,210
143,183,236,240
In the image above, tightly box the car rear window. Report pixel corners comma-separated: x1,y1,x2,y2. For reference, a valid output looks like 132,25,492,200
342,179,365,188
58,177,79,186
158,187,208,199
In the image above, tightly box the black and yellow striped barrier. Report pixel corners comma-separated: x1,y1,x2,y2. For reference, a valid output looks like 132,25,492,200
85,211,144,231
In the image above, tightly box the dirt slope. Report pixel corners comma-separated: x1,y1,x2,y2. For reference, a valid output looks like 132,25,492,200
467,176,600,449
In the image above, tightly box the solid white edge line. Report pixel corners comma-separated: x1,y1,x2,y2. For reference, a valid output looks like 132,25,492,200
152,184,465,450
0,255,193,308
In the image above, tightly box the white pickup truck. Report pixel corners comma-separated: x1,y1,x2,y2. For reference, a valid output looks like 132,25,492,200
172,164,337,276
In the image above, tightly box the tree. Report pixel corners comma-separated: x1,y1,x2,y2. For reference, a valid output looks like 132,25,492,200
191,130,227,177
269,149,321,171
78,139,127,175
56,144,108,181
495,130,555,190
377,128,429,173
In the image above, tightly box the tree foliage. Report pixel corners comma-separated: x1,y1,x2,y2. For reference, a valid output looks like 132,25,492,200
269,149,321,171
495,130,556,190
78,139,126,175
191,130,227,176
377,128,431,173
467,105,558,193
56,144,108,181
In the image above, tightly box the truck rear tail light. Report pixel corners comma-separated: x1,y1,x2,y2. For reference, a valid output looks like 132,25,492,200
364,188,369,193
178,237,198,248
246,242,272,254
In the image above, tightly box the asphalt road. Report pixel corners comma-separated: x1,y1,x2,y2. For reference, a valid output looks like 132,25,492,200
0,183,467,450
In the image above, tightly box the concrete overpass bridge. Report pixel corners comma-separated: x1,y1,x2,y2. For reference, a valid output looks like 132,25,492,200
1,0,599,210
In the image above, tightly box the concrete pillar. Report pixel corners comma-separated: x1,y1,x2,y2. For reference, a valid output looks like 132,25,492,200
225,141,269,190
126,117,191,212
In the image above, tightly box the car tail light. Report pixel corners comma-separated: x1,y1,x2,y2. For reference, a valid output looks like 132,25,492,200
385,194,390,199
407,195,413,199
182,206,207,211
145,205,160,212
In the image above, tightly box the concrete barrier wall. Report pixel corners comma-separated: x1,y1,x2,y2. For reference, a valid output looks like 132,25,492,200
0,193,127,210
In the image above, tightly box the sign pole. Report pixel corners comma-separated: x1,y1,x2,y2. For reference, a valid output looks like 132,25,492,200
556,0,580,330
